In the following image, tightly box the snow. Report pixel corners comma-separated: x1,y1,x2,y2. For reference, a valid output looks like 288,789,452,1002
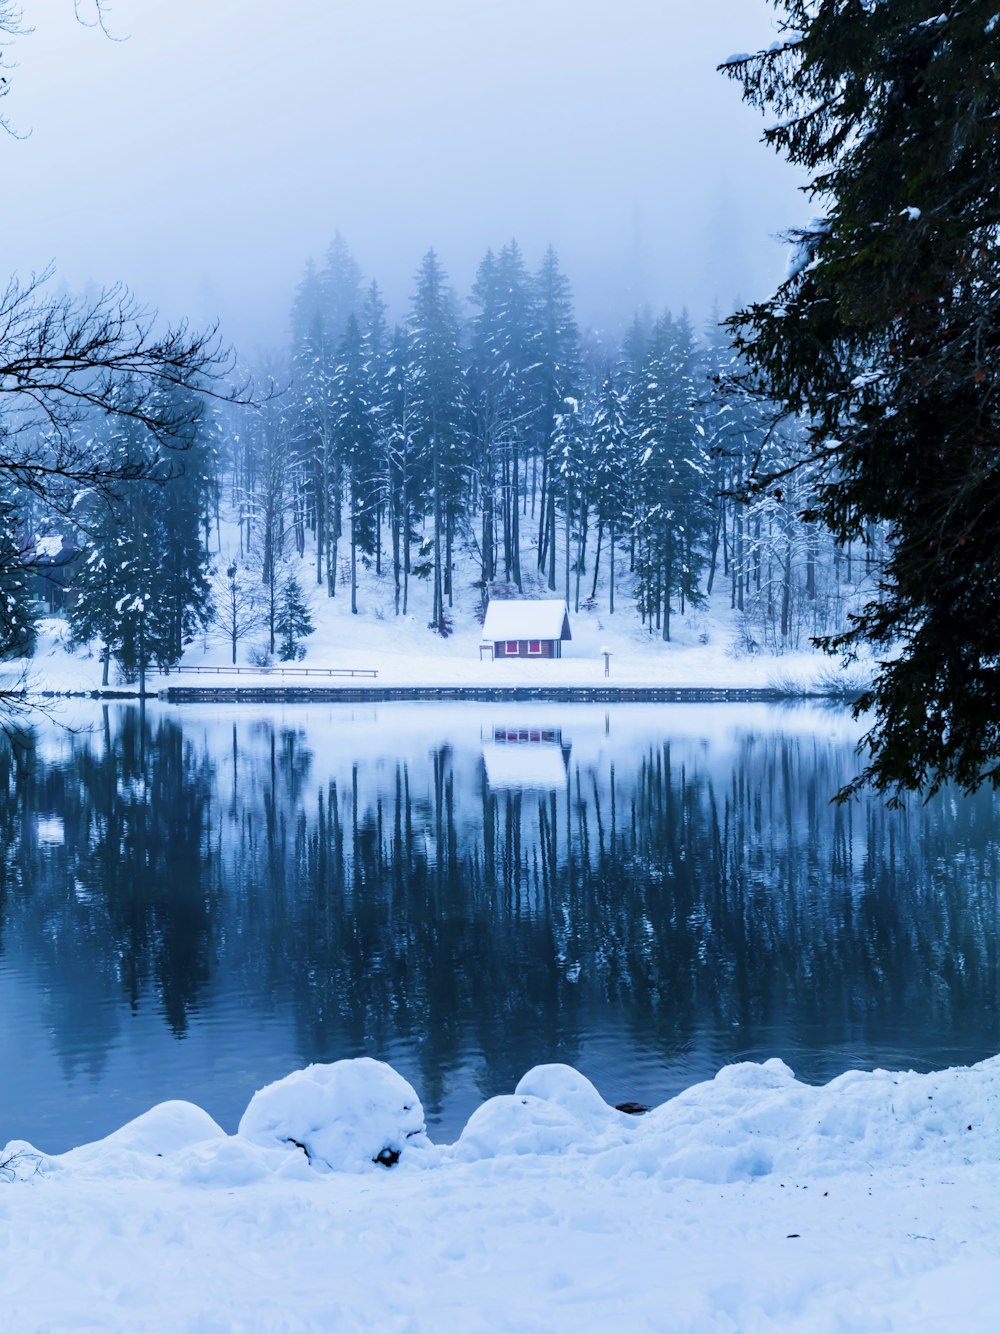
31,534,65,560
481,597,571,643
11,624,865,758
15,588,859,699
239,1058,430,1172
5,1053,1000,1329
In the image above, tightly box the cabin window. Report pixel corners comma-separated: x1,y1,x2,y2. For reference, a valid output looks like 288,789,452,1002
527,640,542,655
505,640,519,655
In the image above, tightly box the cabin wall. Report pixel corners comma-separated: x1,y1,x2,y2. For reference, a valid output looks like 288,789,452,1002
493,639,557,659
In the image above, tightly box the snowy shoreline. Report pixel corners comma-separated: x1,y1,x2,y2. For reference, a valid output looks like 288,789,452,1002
5,1053,1000,1331
28,683,837,703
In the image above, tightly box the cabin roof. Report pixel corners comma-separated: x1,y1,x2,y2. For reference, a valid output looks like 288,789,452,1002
482,599,572,642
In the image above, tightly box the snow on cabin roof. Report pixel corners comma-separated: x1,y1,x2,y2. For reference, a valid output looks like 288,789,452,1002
482,599,572,642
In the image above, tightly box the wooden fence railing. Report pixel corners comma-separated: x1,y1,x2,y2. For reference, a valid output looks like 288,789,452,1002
170,665,378,679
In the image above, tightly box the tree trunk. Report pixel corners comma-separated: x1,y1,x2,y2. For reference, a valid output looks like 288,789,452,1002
548,482,557,591
350,484,358,615
433,440,443,629
537,455,549,572
590,521,603,602
446,509,454,608
391,493,401,615
512,440,522,591
609,521,615,614
780,537,792,640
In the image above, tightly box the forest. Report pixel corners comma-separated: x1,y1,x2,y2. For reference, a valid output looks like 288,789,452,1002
2,234,884,682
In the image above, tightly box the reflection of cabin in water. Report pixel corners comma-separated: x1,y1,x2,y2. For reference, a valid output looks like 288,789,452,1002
481,599,571,659
481,725,572,790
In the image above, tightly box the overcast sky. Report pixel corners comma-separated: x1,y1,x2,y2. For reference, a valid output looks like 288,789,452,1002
4,0,807,356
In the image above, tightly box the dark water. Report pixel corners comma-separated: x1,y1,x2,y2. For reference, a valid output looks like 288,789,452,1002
2,701,999,1153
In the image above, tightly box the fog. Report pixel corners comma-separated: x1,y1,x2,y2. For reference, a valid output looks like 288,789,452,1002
3,0,807,354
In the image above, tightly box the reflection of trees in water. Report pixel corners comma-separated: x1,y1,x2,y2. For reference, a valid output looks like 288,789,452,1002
1,708,216,1071
221,724,1000,1100
3,710,1000,1095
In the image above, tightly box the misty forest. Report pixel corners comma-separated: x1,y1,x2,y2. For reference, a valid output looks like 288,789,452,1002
3,233,886,684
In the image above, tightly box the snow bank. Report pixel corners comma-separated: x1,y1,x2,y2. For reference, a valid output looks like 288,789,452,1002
454,1056,1000,1185
5,1055,1000,1330
7,1052,1000,1187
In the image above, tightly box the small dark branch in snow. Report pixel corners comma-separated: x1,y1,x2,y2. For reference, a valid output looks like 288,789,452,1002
0,1147,41,1182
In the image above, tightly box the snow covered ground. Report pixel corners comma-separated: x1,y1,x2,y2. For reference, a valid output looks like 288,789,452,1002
13,564,871,698
4,1053,1000,1331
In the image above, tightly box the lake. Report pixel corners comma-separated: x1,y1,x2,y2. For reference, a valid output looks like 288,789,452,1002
2,700,999,1152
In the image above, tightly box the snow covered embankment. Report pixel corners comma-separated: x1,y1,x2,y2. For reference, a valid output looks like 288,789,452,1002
5,1055,1000,1331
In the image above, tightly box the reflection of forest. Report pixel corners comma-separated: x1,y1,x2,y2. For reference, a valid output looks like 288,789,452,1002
3,707,1000,1113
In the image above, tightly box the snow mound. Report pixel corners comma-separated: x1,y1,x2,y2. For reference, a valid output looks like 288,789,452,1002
515,1063,623,1128
237,1056,429,1172
456,1064,626,1161
451,1054,1000,1185
602,1055,1000,1183
51,1101,227,1179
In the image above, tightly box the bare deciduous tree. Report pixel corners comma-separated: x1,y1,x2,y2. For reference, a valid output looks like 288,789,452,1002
211,558,266,666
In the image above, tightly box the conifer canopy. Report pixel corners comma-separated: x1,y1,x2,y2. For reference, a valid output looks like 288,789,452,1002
722,1,1000,800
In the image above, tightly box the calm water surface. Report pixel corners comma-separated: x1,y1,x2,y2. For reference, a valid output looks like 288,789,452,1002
2,700,999,1152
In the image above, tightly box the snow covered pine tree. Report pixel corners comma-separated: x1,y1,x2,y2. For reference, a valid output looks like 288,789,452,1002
722,1,1000,800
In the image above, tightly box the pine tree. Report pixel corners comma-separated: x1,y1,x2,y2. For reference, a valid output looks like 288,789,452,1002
289,259,323,355
0,485,35,659
469,240,536,592
532,247,580,589
590,371,630,612
723,1,1000,799
244,391,295,657
383,324,421,616
469,247,502,590
276,575,314,661
69,403,213,691
361,281,390,580
631,312,711,640
154,383,214,661
408,250,469,633
320,232,364,346
68,500,123,686
293,311,340,593
333,313,379,613
550,395,593,612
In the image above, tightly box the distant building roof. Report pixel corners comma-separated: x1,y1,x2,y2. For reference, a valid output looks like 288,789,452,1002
482,599,572,642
